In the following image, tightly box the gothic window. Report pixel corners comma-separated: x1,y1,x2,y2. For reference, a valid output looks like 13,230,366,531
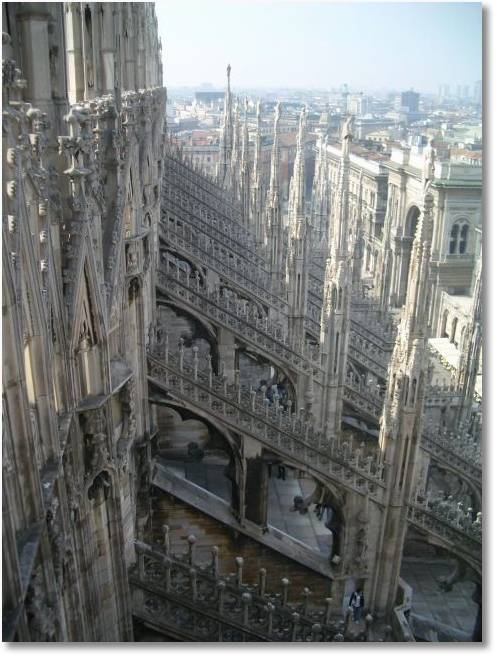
333,332,340,373
390,374,396,398
449,220,469,255
459,224,469,254
331,285,337,309
451,317,458,345
449,224,459,254
441,310,449,338
410,378,417,406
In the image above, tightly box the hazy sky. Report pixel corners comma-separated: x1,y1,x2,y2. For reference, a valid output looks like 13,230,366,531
154,1,482,92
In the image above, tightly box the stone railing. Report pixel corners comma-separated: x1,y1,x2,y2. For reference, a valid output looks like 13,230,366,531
343,382,382,421
162,182,263,269
350,312,397,350
407,497,481,568
159,216,287,311
420,428,481,482
156,267,320,376
424,381,462,409
130,534,358,642
165,151,244,221
347,332,389,380
147,347,386,502
164,156,255,250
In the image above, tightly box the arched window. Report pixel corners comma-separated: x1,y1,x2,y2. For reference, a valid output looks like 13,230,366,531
410,379,417,406
449,224,459,254
441,310,449,338
459,224,469,254
451,317,458,345
449,221,469,255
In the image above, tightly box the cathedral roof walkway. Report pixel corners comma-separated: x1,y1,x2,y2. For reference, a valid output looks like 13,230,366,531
147,347,387,505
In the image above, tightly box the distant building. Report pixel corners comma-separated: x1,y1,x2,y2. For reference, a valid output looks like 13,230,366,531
394,90,420,112
473,80,482,105
347,93,369,116
194,90,225,104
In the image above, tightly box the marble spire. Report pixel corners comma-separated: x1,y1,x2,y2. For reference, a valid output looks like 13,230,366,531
318,115,354,436
286,105,311,348
217,64,233,187
265,102,284,290
371,140,437,615
250,99,264,246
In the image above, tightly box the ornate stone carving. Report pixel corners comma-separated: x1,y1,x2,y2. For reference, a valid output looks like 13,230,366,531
82,408,110,475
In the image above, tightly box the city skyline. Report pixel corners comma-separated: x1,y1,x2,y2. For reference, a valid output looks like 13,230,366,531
155,1,482,92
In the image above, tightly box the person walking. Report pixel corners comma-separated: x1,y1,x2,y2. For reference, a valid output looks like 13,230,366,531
349,588,365,622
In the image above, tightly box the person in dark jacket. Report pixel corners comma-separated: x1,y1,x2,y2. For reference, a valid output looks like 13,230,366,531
349,588,365,622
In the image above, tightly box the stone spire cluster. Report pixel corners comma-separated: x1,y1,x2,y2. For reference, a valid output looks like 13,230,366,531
311,133,331,254
319,116,354,435
265,101,284,290
286,105,311,348
218,64,233,187
250,100,265,245
371,141,437,615
239,98,251,225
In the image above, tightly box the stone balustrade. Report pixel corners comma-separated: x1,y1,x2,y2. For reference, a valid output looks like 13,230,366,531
130,534,355,641
162,182,263,269
343,380,383,421
147,345,386,501
164,155,257,251
347,332,389,380
408,496,481,566
350,311,397,348
155,267,479,488
165,147,244,219
160,216,287,311
156,266,321,376
421,426,481,477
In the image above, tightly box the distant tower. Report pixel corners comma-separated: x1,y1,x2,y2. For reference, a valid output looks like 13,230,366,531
370,141,436,615
319,116,353,434
265,102,285,291
286,105,311,348
217,64,233,187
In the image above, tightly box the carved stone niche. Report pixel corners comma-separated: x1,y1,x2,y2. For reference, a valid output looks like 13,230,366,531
87,470,112,506
128,276,141,302
81,408,110,476
125,241,140,275
120,378,137,439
